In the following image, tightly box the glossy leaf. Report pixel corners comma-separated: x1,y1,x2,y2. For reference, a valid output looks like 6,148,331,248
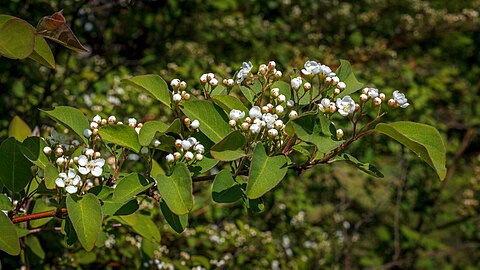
66,194,103,251
8,116,31,142
30,199,56,228
41,106,89,144
181,100,231,143
246,144,288,199
0,208,20,255
336,59,364,98
102,199,139,216
0,16,35,59
156,162,193,215
44,163,58,189
189,157,218,177
160,200,188,234
113,173,153,202
138,121,169,146
212,170,243,203
0,138,33,192
212,95,248,115
210,130,246,161
336,153,384,178
120,214,161,243
375,121,446,180
122,74,171,107
98,124,141,153
28,35,55,69
210,85,227,96
21,137,49,169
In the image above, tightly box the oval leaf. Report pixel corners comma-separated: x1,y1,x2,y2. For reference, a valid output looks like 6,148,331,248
181,100,231,143
98,124,141,153
41,106,89,144
375,121,446,180
0,17,35,59
28,35,55,69
119,214,161,243
113,173,153,202
210,130,246,161
246,143,288,199
102,199,139,216
336,59,364,98
156,163,193,215
8,116,32,142
212,95,248,115
66,194,103,251
21,137,49,169
122,75,171,107
212,170,243,203
0,137,33,192
160,200,188,234
0,211,20,255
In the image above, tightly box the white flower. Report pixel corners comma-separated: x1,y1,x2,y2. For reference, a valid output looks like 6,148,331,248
166,154,175,163
367,88,379,98
153,140,161,147
249,106,262,119
229,109,245,121
336,96,356,116
262,113,278,129
92,114,102,123
301,60,321,76
190,120,200,129
236,61,253,84
181,140,192,150
187,137,198,146
393,90,410,108
55,168,81,194
320,64,332,75
291,77,302,90
193,143,205,154
250,124,262,134
318,98,331,112
78,155,105,177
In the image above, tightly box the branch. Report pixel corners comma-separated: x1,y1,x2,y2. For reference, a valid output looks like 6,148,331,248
12,208,67,224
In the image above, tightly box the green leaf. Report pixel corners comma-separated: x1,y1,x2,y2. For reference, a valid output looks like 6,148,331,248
0,209,20,255
66,194,103,251
44,163,58,189
102,199,139,216
122,75,171,107
138,121,169,146
189,157,218,177
246,144,288,199
41,106,89,144
62,217,77,246
0,194,12,211
25,236,45,260
181,100,231,143
0,16,35,59
335,153,384,178
245,197,264,214
113,173,153,202
336,59,364,98
98,124,141,153
212,170,243,203
119,214,161,243
28,35,55,69
210,130,246,161
87,186,114,201
30,199,56,228
156,163,193,215
21,137,49,169
0,137,33,192
211,85,227,96
375,121,446,180
160,200,188,234
212,95,248,115
8,116,31,142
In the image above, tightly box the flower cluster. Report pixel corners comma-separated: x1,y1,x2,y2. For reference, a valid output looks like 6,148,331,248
170,78,190,103
199,73,219,88
166,137,205,163
43,130,82,167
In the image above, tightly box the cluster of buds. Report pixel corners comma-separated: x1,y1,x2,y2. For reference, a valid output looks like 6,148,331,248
258,61,283,79
318,96,359,117
127,117,144,134
183,117,200,130
83,114,118,138
170,78,190,103
222,78,235,87
166,137,205,163
360,87,386,106
43,130,82,167
200,73,219,87
298,60,347,95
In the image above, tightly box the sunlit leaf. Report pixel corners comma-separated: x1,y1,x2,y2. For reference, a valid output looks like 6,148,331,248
41,106,89,144
122,74,171,107
210,130,246,161
212,170,243,203
8,116,32,142
98,124,141,153
335,153,384,178
66,194,103,251
28,35,55,68
0,16,35,59
113,173,153,202
156,162,193,215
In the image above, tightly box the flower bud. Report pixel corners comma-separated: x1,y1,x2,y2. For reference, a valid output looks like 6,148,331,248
153,140,161,147
85,148,94,157
94,151,101,159
92,128,99,135
194,144,205,154
172,93,182,103
90,122,99,129
325,76,332,83
55,147,63,157
275,70,282,78
227,79,234,86
362,88,369,94
179,81,187,90
332,76,340,85
262,106,269,113
268,61,276,70
108,116,117,124
374,97,382,106
209,78,218,87
183,93,190,100
229,119,237,127
268,129,279,138
245,117,252,123
83,128,93,138
259,66,267,75
141,147,149,154
289,110,298,119
275,105,284,114
337,82,346,90
171,79,181,88
200,74,208,84
334,88,341,95
190,120,200,129
43,146,52,155
355,103,361,111
286,100,295,108
274,120,284,130
270,88,280,98
166,154,175,163
291,77,302,90
184,151,194,161
388,98,396,107
56,156,65,165
195,153,203,161
175,139,182,148
304,82,312,91
183,117,191,126
277,94,286,103
328,103,337,113
241,122,250,130
101,118,107,125
207,73,214,80
250,124,262,134
173,152,182,160
379,93,386,100
128,118,137,127
93,114,102,123
336,129,344,140
360,94,368,102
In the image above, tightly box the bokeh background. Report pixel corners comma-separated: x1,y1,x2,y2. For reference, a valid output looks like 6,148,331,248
1,0,479,269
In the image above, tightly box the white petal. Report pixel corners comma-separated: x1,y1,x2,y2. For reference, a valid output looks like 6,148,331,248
72,175,81,185
91,167,103,177
67,168,76,178
78,166,90,175
78,155,88,166
58,172,67,179
66,186,78,194
94,158,105,167
55,178,65,187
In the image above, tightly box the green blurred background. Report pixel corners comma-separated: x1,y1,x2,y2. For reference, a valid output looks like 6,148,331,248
1,0,479,269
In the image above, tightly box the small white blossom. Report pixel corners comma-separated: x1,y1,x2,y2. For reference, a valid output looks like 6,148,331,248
274,120,284,130
229,109,245,121
153,140,161,147
193,143,205,154
78,155,105,177
291,77,302,90
209,78,218,87
107,115,116,124
92,114,102,123
181,140,192,150
170,79,181,88
249,106,262,119
318,98,331,112
336,129,344,140
250,123,262,133
336,96,356,116
393,90,410,108
301,60,321,76
367,88,379,98
43,146,52,155
55,168,81,194
277,94,286,103
190,120,200,129
338,82,346,90
270,88,280,97
275,105,284,114
229,119,237,126
184,151,194,161
268,129,279,138
331,76,340,85
195,153,203,161
172,93,182,102
187,137,198,146
128,118,137,127
236,61,253,84
200,74,208,84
